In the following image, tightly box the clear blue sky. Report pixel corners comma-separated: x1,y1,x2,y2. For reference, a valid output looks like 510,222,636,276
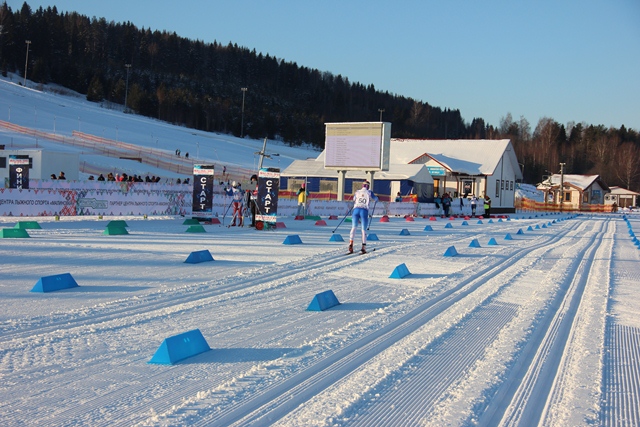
8,0,640,131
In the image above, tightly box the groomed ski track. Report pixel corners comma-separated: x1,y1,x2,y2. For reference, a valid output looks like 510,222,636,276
0,215,633,426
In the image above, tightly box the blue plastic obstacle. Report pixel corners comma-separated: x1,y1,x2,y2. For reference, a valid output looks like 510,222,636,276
423,225,433,231
516,228,524,235
368,233,379,241
307,290,340,311
444,223,453,229
107,220,129,228
184,250,214,264
477,220,483,224
461,221,469,226
148,329,211,365
504,233,513,240
103,225,129,235
488,237,499,245
329,234,344,242
527,225,534,231
31,272,79,293
498,218,503,222
389,263,411,278
469,239,481,248
443,246,458,257
283,235,303,245
488,219,494,224
399,229,411,235
535,224,541,229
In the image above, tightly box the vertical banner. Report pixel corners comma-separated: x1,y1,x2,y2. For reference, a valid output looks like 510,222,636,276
192,164,214,219
9,155,30,189
256,167,280,223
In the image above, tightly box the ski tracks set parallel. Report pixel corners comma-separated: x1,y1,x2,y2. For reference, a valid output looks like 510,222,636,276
479,218,613,427
1,217,607,427
172,219,594,426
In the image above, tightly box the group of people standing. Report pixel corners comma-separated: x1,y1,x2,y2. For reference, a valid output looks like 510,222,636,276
435,193,491,217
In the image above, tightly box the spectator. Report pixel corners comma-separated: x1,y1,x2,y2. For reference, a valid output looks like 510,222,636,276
88,175,95,180
395,192,402,202
58,171,66,180
50,174,57,180
97,174,105,181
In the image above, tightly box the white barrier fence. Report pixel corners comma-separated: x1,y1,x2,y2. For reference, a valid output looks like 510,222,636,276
0,180,474,218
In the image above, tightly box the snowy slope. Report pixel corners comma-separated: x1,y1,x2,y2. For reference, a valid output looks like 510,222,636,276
1,75,639,427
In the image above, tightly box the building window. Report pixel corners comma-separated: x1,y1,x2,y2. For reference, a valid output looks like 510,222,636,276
495,180,500,198
583,192,589,203
510,181,513,191
319,180,337,193
565,192,571,202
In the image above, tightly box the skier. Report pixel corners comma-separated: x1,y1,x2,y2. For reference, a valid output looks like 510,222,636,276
224,181,244,226
348,180,378,254
470,195,478,217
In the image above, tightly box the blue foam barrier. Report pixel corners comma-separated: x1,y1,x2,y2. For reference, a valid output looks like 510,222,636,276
31,273,79,293
443,246,458,257
307,290,340,311
184,250,214,264
516,229,524,234
461,221,469,226
488,237,498,245
504,233,513,240
283,235,303,245
477,220,483,224
488,219,494,224
423,225,433,231
498,218,503,222
542,224,547,228
444,223,453,229
535,224,541,229
469,239,481,248
329,234,344,242
399,229,411,235
148,329,211,365
368,233,379,241
527,226,534,231
389,263,411,278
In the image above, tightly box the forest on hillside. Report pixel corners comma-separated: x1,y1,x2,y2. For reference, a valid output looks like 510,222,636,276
1,2,639,191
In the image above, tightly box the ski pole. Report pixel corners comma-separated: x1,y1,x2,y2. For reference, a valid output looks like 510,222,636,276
332,204,353,233
222,199,233,226
367,200,378,230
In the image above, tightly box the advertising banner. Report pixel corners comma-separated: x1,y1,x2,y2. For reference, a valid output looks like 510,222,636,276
9,155,30,189
192,164,215,219
256,167,280,223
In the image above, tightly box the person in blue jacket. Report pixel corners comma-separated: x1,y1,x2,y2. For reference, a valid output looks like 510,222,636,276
349,180,378,254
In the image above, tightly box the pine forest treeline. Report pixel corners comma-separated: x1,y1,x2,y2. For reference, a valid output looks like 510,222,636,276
1,2,639,191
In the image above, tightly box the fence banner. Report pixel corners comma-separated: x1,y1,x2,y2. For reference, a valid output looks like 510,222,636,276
192,164,215,219
9,155,30,189
256,168,280,223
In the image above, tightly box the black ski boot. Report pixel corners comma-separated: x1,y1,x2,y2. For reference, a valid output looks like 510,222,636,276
361,243,367,254
348,241,354,254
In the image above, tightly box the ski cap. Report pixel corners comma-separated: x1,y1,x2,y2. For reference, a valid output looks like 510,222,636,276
362,180,370,189
232,181,237,187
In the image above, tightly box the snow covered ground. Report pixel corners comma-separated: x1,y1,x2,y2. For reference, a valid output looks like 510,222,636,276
1,212,639,426
1,75,639,426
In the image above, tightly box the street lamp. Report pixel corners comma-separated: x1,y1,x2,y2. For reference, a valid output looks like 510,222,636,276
124,64,132,113
378,108,385,122
241,87,248,138
23,40,31,86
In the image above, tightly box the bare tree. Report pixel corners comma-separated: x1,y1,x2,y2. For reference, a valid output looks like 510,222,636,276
615,142,640,190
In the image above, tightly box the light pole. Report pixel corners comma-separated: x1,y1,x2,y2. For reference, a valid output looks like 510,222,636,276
23,40,31,86
124,64,132,113
241,87,247,138
378,108,385,122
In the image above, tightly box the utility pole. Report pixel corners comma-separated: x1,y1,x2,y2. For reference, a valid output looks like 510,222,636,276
241,87,248,138
559,162,566,212
124,64,132,113
378,108,385,122
24,40,31,86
